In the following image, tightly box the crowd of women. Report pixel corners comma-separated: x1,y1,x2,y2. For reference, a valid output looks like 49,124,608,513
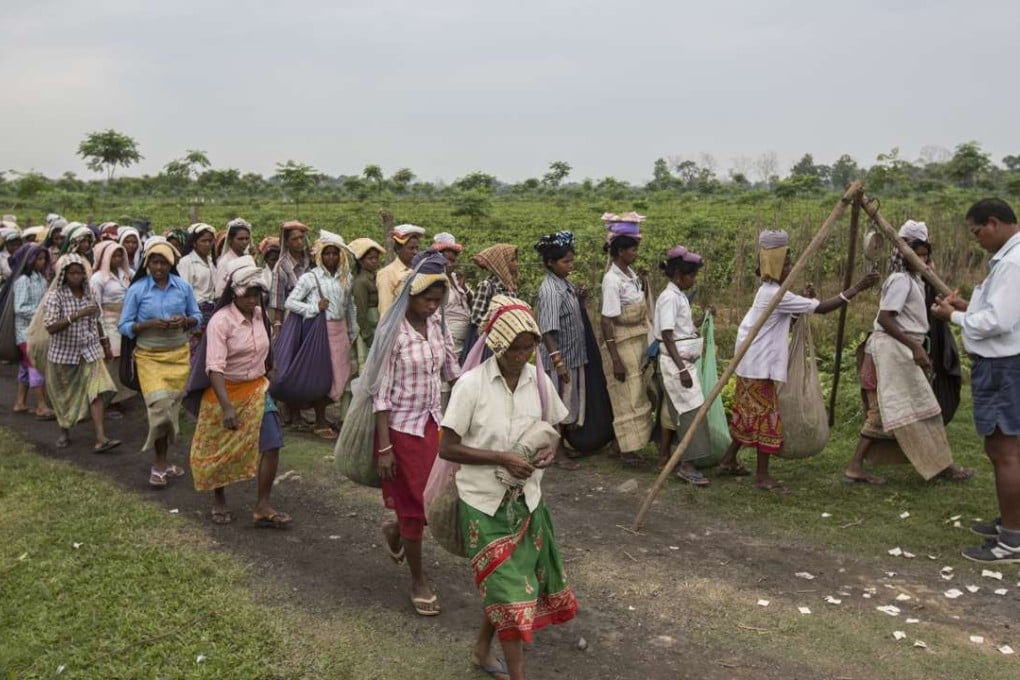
2,198,1018,679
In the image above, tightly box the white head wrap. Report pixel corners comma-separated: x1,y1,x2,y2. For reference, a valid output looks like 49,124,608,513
188,222,215,237
898,220,929,243
22,226,46,242
1,228,22,243
224,255,267,295
118,226,140,245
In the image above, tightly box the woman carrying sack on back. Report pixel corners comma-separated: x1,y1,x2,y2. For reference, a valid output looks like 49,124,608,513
118,241,202,488
11,244,54,419
717,230,878,494
43,254,120,451
284,231,358,439
89,241,136,412
374,250,461,617
348,237,385,372
599,212,653,467
190,256,290,528
654,245,711,486
440,296,577,680
843,221,973,485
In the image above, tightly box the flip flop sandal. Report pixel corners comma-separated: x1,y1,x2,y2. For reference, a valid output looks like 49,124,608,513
472,658,509,679
313,428,337,440
842,473,886,486
149,468,168,488
620,452,644,467
411,594,441,616
211,509,235,525
93,439,121,454
164,465,186,478
56,436,71,449
253,511,292,529
717,464,751,477
12,406,29,414
937,467,975,483
35,412,56,421
755,482,790,495
676,469,710,486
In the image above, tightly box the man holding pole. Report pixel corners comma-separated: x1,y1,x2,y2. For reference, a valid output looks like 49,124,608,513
932,198,1020,564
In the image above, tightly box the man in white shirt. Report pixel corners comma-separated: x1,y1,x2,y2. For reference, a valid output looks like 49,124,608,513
933,198,1020,564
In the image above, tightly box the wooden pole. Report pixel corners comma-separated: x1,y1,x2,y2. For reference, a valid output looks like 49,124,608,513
858,194,952,296
827,198,861,426
633,181,862,531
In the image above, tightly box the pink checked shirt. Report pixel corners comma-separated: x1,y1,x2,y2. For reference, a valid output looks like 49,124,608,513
374,315,461,436
205,304,270,383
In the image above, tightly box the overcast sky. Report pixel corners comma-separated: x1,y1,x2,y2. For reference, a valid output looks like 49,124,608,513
3,0,1018,184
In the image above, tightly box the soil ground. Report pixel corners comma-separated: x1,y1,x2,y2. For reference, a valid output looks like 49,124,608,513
2,362,1018,679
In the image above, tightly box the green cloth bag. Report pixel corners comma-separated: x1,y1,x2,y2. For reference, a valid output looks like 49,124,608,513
693,313,731,468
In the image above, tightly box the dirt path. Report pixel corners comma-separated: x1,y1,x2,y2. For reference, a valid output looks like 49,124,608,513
3,365,1016,679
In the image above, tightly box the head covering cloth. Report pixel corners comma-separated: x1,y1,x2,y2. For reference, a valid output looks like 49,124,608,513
482,295,541,357
220,218,252,257
53,253,91,289
391,223,425,246
164,228,188,246
94,241,131,284
10,243,47,277
117,225,140,247
143,241,181,269
664,244,703,266
347,237,385,262
472,243,517,289
407,250,449,296
1,228,22,244
432,232,462,253
757,230,789,282
60,222,94,255
313,230,352,284
534,230,576,256
99,222,120,241
21,226,46,242
223,255,268,295
603,212,645,245
258,236,281,256
889,220,932,274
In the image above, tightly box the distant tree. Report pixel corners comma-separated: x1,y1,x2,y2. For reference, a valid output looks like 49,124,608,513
451,189,491,228
362,164,385,191
918,145,951,165
390,168,415,193
753,151,779,189
13,171,49,201
673,160,699,186
596,176,629,201
542,161,571,188
514,178,541,194
728,172,751,189
648,158,674,190
198,168,242,197
274,161,321,218
77,129,142,181
946,141,991,187
1003,155,1020,172
790,153,820,177
453,172,497,193
829,154,861,189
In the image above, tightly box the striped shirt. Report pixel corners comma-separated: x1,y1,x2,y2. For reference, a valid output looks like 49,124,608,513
535,272,587,369
269,250,310,313
373,314,461,436
43,287,105,365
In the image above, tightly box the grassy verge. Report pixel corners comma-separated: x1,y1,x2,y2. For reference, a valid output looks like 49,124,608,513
0,432,451,680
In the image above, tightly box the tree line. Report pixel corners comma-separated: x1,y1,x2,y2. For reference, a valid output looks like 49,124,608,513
4,130,1019,216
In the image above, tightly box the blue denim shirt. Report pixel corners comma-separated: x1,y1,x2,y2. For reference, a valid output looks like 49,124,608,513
118,274,202,339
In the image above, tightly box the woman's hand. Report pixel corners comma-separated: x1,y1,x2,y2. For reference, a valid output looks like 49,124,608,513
318,298,330,312
612,358,626,382
911,344,932,371
500,452,535,480
576,284,589,301
556,363,570,384
222,404,239,430
945,290,969,311
76,304,100,320
679,367,693,388
853,272,880,292
532,446,556,469
377,451,397,480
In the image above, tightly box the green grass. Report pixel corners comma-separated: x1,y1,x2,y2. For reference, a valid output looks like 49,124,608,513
0,433,452,680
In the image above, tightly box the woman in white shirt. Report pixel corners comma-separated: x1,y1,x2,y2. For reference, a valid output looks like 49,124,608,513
440,296,577,680
177,223,218,352
598,213,652,466
214,219,252,298
654,245,710,486
717,230,876,493
90,241,136,410
284,231,358,439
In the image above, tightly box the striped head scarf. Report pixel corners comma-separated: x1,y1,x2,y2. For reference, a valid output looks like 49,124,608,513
472,243,518,290
60,222,94,254
482,295,541,358
93,241,131,284
392,223,425,246
407,250,449,296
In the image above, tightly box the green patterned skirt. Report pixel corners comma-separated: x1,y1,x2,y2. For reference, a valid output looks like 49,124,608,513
460,496,578,642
